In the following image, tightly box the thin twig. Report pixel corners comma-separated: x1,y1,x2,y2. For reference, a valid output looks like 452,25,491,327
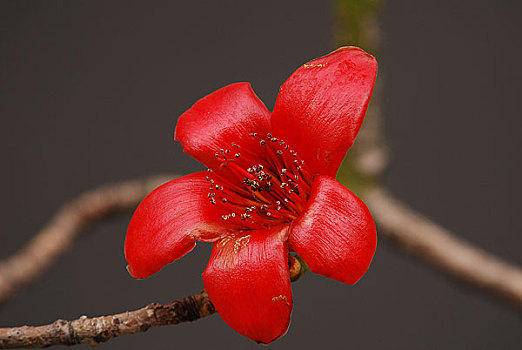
0,177,520,348
0,258,306,349
335,0,522,312
0,174,177,304
1,1,518,348
0,291,214,349
367,187,522,310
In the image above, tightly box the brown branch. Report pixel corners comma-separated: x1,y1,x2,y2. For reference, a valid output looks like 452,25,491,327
334,0,522,312
367,187,522,310
0,174,177,304
1,2,518,348
0,291,214,349
0,176,521,348
0,259,305,349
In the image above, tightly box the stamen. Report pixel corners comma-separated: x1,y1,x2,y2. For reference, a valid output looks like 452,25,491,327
206,133,312,229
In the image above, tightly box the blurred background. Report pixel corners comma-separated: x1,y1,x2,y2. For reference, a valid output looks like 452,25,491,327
0,0,521,348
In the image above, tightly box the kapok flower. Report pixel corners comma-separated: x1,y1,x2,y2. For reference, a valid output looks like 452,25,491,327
125,46,378,344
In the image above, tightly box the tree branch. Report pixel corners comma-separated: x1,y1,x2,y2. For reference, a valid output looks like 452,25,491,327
1,1,518,348
0,257,306,349
366,187,522,310
334,0,522,312
0,175,177,304
0,179,520,349
0,291,214,349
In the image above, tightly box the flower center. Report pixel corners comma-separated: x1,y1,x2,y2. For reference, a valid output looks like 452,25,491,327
207,133,313,229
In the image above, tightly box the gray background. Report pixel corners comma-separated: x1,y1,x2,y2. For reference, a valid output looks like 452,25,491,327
0,0,520,349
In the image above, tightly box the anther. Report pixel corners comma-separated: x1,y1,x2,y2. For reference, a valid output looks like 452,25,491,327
209,134,312,226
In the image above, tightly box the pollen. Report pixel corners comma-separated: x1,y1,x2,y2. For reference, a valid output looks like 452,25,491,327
303,62,328,68
271,295,290,306
233,235,251,253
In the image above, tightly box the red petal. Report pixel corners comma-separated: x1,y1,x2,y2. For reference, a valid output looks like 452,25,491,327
174,82,271,170
271,47,377,177
203,226,292,344
289,175,377,284
125,172,233,279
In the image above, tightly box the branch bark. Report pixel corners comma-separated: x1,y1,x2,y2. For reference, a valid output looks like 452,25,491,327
334,0,522,313
0,291,214,349
366,187,522,310
0,258,305,349
1,1,519,348
0,174,177,304
0,178,521,349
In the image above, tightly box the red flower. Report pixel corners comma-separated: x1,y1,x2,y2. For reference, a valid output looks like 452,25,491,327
125,47,378,344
